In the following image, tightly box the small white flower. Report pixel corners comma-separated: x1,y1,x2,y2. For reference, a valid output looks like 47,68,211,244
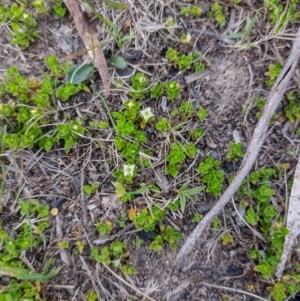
140,107,154,122
124,164,135,177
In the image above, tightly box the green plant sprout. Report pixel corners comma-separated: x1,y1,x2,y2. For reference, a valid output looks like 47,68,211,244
180,101,194,120
265,62,282,87
59,241,69,249
253,97,278,123
53,0,67,17
165,81,180,99
192,213,203,223
166,48,204,72
212,216,220,229
284,92,300,123
95,221,113,235
226,141,244,161
156,117,171,132
150,82,164,98
180,6,202,17
44,53,71,77
0,3,39,49
221,232,234,245
117,214,127,228
197,107,209,122
245,207,259,225
175,182,204,213
75,241,85,254
90,241,136,275
33,0,49,14
197,156,224,196
84,182,99,196
130,72,149,99
132,206,166,232
86,291,98,301
132,237,144,248
210,2,226,27
150,226,181,253
114,183,152,203
166,143,186,177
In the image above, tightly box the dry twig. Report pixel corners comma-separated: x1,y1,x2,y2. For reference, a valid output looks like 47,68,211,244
275,155,300,279
176,28,300,263
63,0,110,97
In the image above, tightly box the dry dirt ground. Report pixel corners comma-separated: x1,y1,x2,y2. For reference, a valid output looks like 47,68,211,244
1,0,300,301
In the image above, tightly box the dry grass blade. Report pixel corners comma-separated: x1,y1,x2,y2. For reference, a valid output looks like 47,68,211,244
63,0,110,97
176,27,300,263
201,282,268,301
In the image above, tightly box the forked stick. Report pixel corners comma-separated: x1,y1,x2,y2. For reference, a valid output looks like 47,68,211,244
176,28,300,263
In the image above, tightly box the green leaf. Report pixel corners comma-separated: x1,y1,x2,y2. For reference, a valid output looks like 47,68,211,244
130,185,149,195
121,34,136,42
115,182,126,198
244,13,257,37
254,260,275,278
270,283,286,301
183,186,204,196
123,264,136,275
225,32,245,39
66,64,93,84
179,194,187,212
108,56,127,69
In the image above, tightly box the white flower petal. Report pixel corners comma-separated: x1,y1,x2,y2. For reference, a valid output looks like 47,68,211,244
124,164,135,177
140,107,154,122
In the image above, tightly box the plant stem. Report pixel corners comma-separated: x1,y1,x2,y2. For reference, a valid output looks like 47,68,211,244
96,92,116,130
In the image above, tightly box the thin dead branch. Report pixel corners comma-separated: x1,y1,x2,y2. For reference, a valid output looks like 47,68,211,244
176,28,300,263
63,0,110,97
275,155,300,279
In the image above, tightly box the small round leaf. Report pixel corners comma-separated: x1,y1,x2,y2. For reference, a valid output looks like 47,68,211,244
66,64,93,84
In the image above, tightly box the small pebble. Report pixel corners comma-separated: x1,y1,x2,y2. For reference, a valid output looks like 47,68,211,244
210,150,219,159
223,160,234,172
228,266,243,277
139,230,154,241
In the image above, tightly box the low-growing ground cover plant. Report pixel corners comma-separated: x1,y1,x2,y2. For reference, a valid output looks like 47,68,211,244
0,199,60,300
0,54,85,153
1,0,300,300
